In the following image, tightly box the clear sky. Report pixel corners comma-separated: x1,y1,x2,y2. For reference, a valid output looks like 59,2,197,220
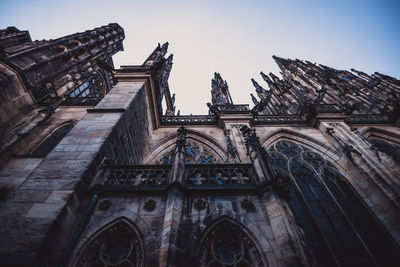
1,0,399,114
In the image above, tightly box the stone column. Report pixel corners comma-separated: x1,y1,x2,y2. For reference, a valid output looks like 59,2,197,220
168,126,187,184
158,126,187,266
0,81,149,266
225,124,250,162
263,189,309,267
158,189,184,267
240,125,272,182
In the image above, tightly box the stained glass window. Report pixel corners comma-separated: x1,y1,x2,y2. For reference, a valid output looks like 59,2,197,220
158,142,217,165
75,220,144,267
63,71,107,105
199,220,263,267
268,140,399,266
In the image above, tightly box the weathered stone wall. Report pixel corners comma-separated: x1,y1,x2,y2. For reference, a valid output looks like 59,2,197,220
0,107,88,205
67,192,289,267
1,70,399,267
0,62,33,127
0,81,150,266
115,120,400,266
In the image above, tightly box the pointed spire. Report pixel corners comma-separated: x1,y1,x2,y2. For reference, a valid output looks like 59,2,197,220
160,42,169,57
160,54,173,87
210,72,233,105
272,55,291,71
160,53,174,116
251,78,265,92
260,72,277,90
251,78,270,99
171,93,175,105
269,72,281,85
250,93,259,105
260,71,272,82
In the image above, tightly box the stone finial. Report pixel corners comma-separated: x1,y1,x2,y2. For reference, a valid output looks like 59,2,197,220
211,72,233,105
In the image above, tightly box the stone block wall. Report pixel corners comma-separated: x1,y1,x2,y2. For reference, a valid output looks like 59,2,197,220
0,80,150,266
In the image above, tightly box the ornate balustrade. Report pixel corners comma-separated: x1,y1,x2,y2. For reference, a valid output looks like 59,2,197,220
161,115,216,125
99,165,170,187
215,104,250,113
185,164,255,186
96,164,259,190
345,114,388,124
160,104,398,126
252,114,307,124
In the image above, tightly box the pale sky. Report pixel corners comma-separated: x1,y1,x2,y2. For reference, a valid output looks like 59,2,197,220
1,0,399,114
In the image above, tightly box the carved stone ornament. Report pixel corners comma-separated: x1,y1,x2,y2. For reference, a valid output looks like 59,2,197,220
143,199,156,212
198,220,264,267
75,220,144,267
241,199,256,213
194,198,207,212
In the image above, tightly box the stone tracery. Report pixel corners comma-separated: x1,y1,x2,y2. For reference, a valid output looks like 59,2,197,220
267,139,399,266
74,220,144,267
158,140,221,165
198,220,264,267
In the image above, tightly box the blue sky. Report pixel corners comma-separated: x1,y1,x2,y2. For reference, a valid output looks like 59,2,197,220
1,0,399,114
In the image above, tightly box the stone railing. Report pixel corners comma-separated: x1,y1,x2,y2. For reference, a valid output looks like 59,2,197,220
96,164,259,190
252,114,307,124
215,104,250,113
345,114,387,124
161,115,216,125
185,164,255,186
98,165,170,187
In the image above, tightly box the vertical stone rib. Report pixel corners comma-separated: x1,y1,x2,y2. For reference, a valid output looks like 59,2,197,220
158,190,184,267
169,126,187,183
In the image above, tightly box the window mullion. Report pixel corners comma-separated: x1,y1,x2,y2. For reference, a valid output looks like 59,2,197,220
316,174,379,266
289,174,340,266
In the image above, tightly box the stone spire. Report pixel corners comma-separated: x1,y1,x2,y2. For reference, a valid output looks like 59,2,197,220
0,23,124,102
250,93,259,105
272,55,292,71
251,78,269,99
210,72,233,105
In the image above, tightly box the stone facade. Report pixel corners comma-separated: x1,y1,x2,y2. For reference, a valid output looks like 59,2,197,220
0,24,400,267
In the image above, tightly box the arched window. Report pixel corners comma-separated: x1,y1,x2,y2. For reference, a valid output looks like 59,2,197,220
68,71,106,98
158,141,218,165
31,124,74,156
268,140,399,266
75,219,144,267
198,220,264,267
63,71,107,106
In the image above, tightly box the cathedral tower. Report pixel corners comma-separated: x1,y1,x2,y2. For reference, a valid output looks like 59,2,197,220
0,24,399,267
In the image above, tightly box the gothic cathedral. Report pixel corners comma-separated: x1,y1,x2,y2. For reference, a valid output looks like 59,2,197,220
1,24,400,267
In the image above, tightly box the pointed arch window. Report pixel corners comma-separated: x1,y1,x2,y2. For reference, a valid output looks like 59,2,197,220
74,219,144,267
158,141,218,165
268,140,399,266
63,71,107,106
198,220,264,267
69,72,106,98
